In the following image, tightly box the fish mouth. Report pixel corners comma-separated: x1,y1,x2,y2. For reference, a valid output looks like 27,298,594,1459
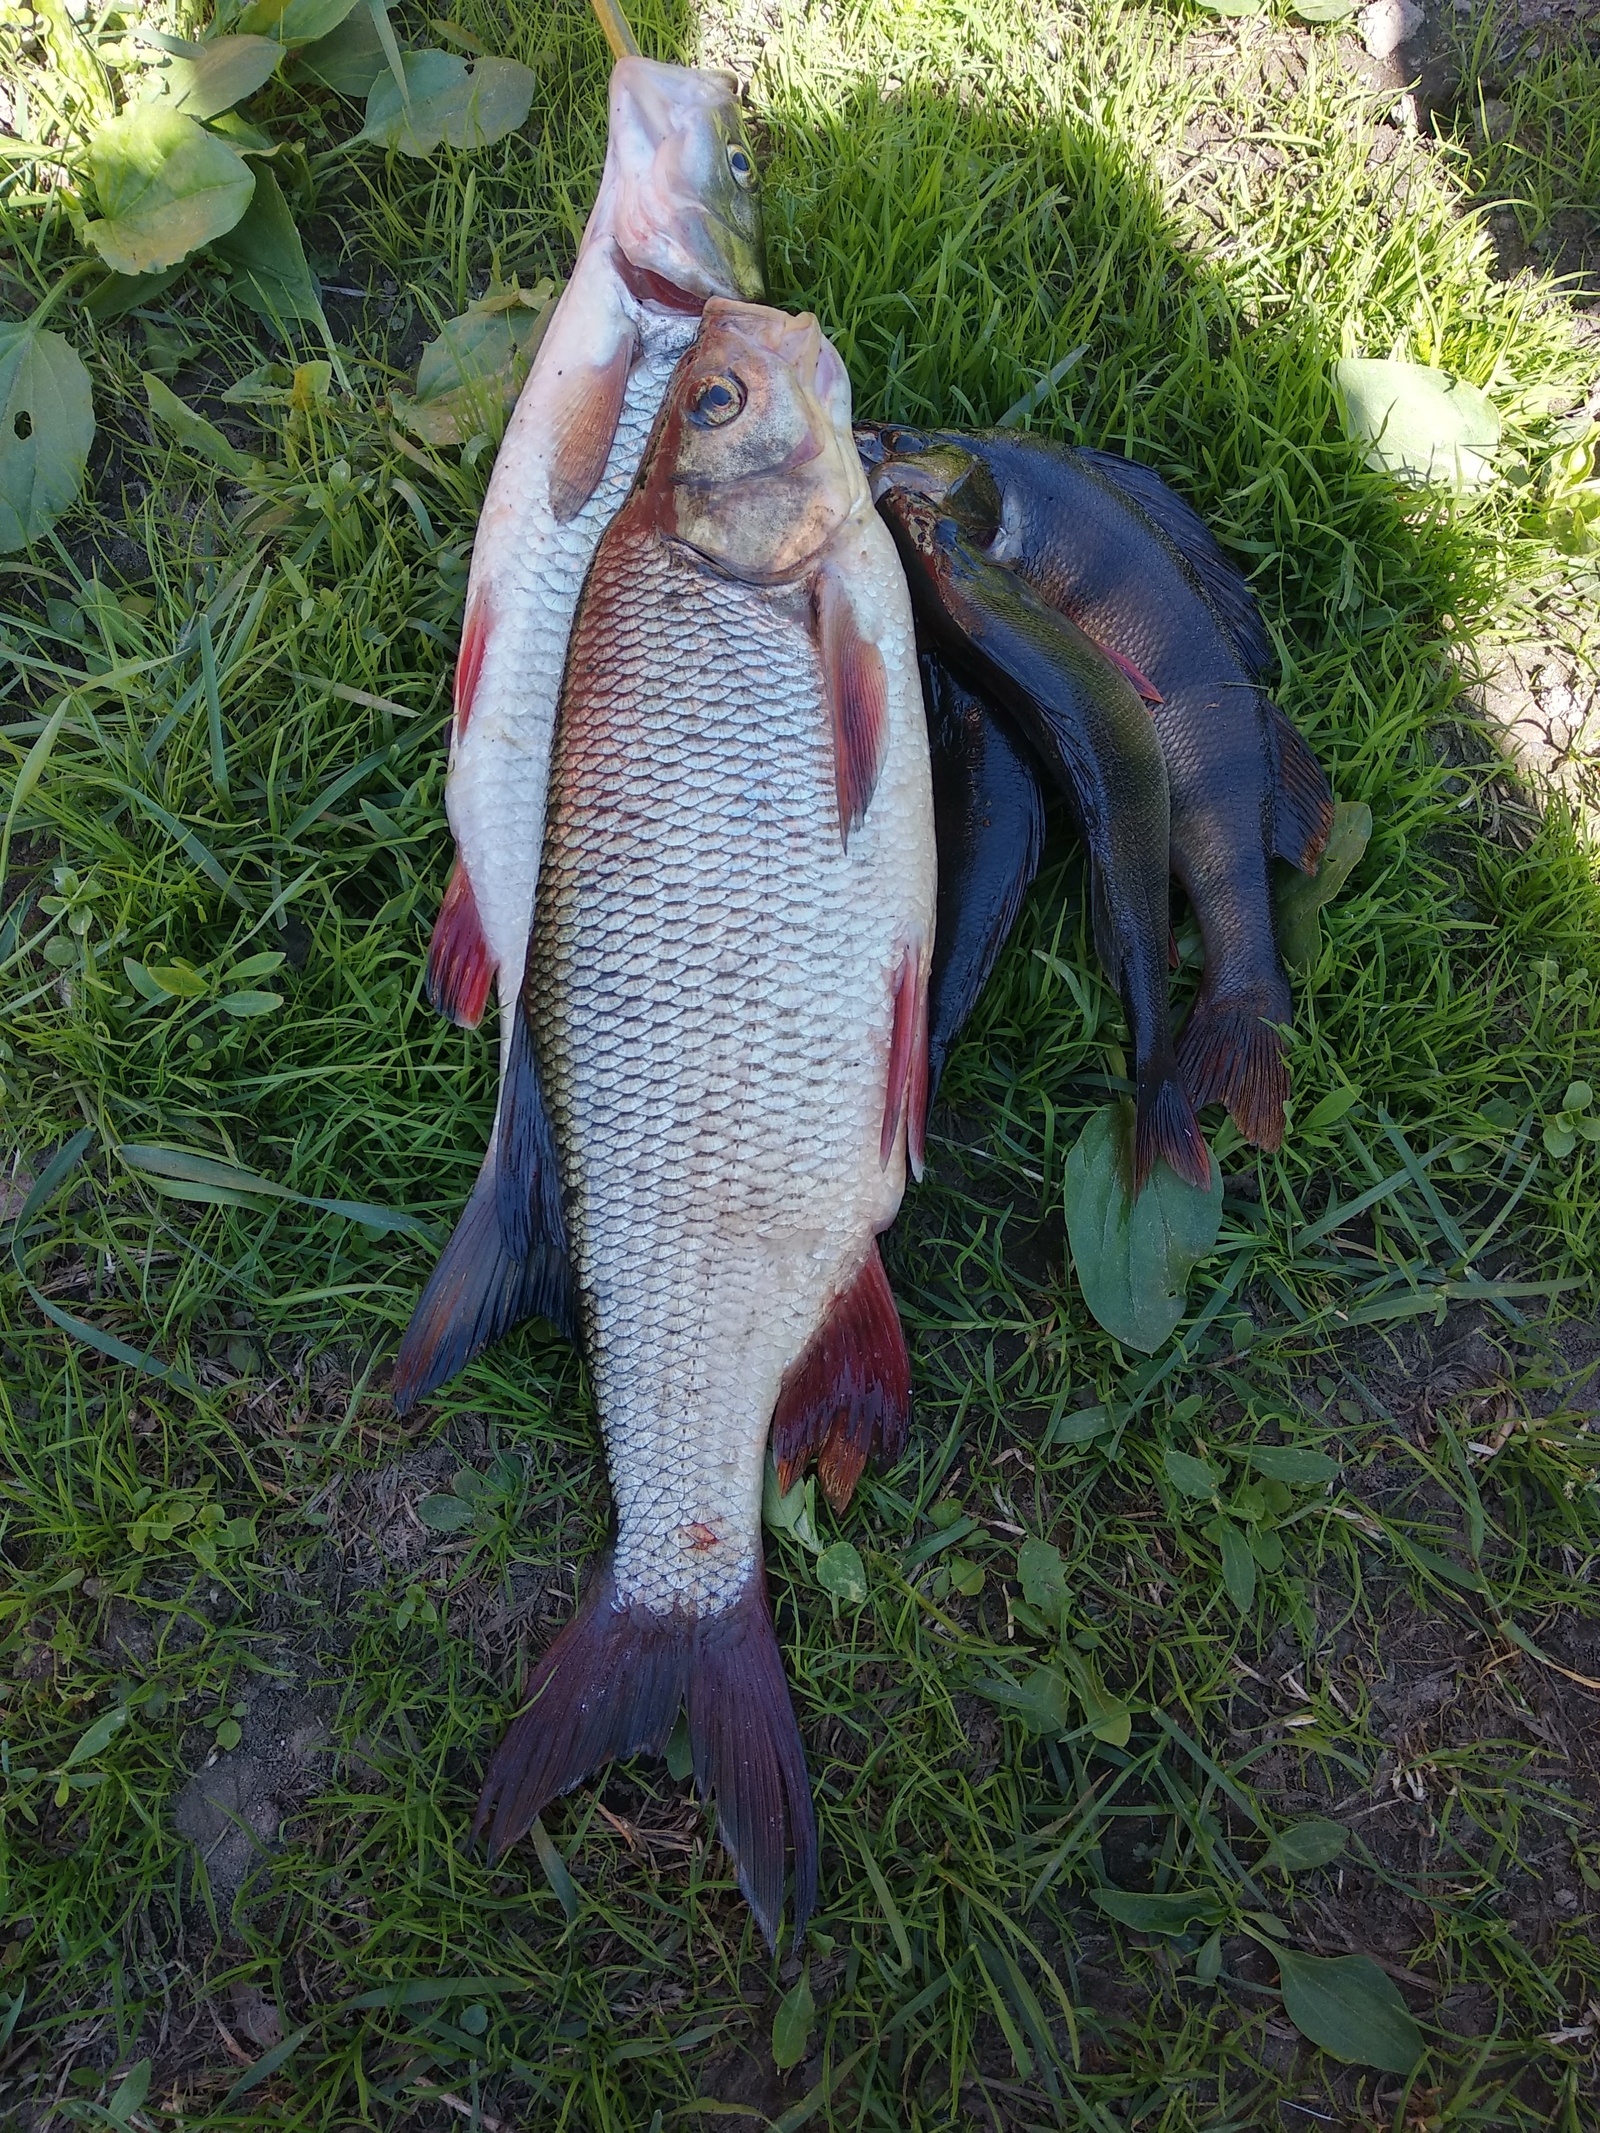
866,457,949,506
613,246,710,316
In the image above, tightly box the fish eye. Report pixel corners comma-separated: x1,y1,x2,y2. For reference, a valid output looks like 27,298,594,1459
725,141,755,188
688,372,748,428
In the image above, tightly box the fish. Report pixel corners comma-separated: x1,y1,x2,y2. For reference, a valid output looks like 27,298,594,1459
401,57,766,1406
466,300,936,1949
869,467,1209,1195
860,426,1333,1151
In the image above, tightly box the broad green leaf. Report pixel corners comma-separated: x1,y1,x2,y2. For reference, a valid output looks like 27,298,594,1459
664,1711,692,1781
1291,0,1355,17
1334,357,1500,491
1248,1445,1340,1485
1209,1515,1257,1611
416,1493,477,1531
1164,1449,1220,1499
83,266,185,322
1191,0,1264,13
1302,1083,1362,1132
62,1705,128,1767
159,35,282,118
1275,1948,1424,2072
816,1540,868,1605
1064,1101,1222,1352
291,6,388,94
214,1718,243,1750
400,282,556,445
362,50,536,155
1045,1404,1113,1447
1017,1535,1067,1614
771,1968,814,2071
1275,800,1372,971
971,1665,1070,1736
948,1555,985,1597
762,1458,822,1554
1093,1887,1226,1934
0,325,94,552
1061,1650,1132,1746
1262,1819,1349,1873
144,374,255,477
217,988,283,1015
142,956,210,997
107,2058,151,2122
84,108,255,275
1195,1929,1224,1983
528,1816,580,1921
215,165,324,325
232,0,361,47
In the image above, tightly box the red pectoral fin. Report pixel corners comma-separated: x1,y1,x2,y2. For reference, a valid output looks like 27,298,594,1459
881,941,930,1178
453,593,490,745
546,336,635,524
425,855,495,1029
813,565,889,848
1099,642,1163,706
771,1241,911,1513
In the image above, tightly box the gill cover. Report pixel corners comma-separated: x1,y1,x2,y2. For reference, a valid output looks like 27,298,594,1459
607,58,766,305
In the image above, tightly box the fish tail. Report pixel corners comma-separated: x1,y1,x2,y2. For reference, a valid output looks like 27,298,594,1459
390,1151,573,1414
1177,987,1290,1153
474,1556,816,1952
1134,1052,1212,1195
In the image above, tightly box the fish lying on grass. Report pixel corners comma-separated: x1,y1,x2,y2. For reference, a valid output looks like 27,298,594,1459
870,464,1208,1194
404,58,766,1402
432,300,935,1946
861,426,1333,1150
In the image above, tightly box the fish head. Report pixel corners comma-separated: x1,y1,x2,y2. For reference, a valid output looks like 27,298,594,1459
656,299,869,583
866,433,1003,547
866,481,973,614
607,58,766,312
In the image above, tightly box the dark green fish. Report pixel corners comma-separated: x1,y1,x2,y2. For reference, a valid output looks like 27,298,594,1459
860,426,1333,1152
872,477,1209,1195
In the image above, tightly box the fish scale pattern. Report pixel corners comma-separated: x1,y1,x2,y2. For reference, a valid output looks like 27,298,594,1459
531,518,929,1619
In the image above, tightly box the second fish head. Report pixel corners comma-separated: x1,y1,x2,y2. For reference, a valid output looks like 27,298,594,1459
607,58,767,310
865,430,1004,548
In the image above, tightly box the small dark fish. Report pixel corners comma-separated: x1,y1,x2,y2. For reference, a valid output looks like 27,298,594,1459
872,474,1209,1195
860,425,1333,1152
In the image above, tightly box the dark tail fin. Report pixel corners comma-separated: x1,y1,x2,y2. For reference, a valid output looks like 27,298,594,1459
391,1151,573,1414
495,993,567,1265
1177,991,1289,1153
1134,1054,1212,1194
474,1557,816,1951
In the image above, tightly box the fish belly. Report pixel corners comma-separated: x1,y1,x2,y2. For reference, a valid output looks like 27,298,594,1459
532,525,932,1620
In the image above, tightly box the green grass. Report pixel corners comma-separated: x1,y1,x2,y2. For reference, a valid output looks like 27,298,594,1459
3,0,1600,2125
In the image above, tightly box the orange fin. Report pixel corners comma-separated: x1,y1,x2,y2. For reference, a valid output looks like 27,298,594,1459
881,941,930,1177
547,335,634,524
453,592,490,744
425,855,494,1029
1100,641,1163,706
813,564,889,847
771,1241,911,1513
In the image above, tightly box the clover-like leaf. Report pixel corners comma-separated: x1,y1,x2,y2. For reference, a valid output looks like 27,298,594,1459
816,1540,868,1605
0,323,94,552
1334,357,1500,491
84,108,255,275
1017,1535,1067,1615
362,50,536,156
1064,1101,1222,1352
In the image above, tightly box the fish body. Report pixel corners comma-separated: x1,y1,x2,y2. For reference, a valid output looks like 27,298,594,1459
862,426,1332,1149
472,302,935,1948
871,476,1207,1194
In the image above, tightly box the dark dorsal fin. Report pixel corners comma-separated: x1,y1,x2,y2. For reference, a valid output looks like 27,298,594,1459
1072,448,1276,678
1265,701,1334,875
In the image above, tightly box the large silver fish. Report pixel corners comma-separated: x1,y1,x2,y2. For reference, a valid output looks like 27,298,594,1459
402,58,765,1400
462,300,935,1946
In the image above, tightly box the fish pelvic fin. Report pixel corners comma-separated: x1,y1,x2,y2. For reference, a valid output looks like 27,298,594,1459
496,991,569,1266
391,1147,574,1414
1134,1053,1212,1196
1266,702,1335,875
1177,986,1291,1154
771,1240,911,1514
812,563,889,847
881,939,930,1180
473,1556,817,1953
547,331,636,524
426,856,495,1029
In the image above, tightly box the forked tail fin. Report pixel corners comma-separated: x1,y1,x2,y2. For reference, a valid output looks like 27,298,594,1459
1177,989,1290,1153
473,1556,816,1950
1134,1054,1211,1195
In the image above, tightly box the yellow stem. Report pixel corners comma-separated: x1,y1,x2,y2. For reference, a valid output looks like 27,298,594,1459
588,0,641,59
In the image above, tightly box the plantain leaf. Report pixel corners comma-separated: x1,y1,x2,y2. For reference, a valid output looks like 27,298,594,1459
231,0,362,47
291,4,387,94
971,1665,1070,1736
771,1968,814,2072
1064,1101,1222,1352
144,374,255,477
1016,1534,1067,1614
1334,358,1500,492
399,282,555,445
159,34,282,119
1163,1449,1221,1499
1262,1819,1349,1872
1276,1948,1425,2072
0,324,94,552
84,108,255,275
1248,1445,1339,1485
361,49,536,155
1275,800,1372,970
214,165,324,325
1093,1887,1226,1933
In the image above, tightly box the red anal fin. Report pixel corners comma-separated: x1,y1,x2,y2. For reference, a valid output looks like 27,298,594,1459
426,855,494,1029
453,593,489,744
771,1241,911,1513
881,941,929,1177
547,335,634,524
813,565,889,847
1100,641,1163,706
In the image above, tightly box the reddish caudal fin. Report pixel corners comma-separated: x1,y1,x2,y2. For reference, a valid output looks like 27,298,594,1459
474,1556,817,1951
813,565,889,847
1134,1059,1212,1195
771,1241,911,1513
1266,703,1334,875
1178,995,1290,1153
881,942,930,1179
547,335,635,524
426,857,495,1029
